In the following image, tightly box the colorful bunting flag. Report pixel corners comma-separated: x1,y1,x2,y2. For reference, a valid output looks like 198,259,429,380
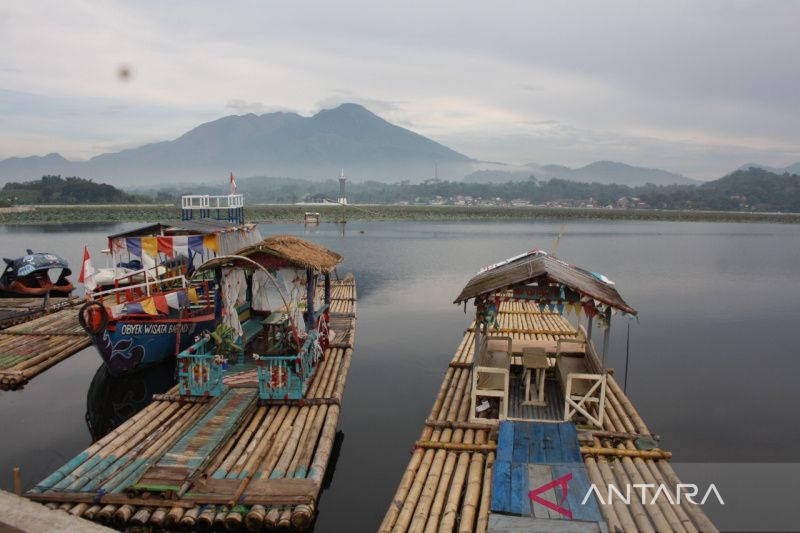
203,234,219,253
165,291,184,309
127,302,144,314
157,237,174,257
126,237,142,258
188,236,204,254
153,294,169,314
172,236,189,258
140,297,158,315
141,237,158,258
188,287,199,303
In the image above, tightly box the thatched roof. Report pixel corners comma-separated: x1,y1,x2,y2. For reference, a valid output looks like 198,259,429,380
454,250,636,315
198,235,343,272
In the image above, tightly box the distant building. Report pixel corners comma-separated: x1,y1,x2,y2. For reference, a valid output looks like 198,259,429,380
301,193,337,204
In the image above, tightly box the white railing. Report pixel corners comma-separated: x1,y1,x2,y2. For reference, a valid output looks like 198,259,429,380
181,194,244,210
91,272,188,303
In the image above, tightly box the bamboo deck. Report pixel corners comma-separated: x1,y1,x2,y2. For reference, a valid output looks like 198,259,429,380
380,300,719,533
0,296,78,329
0,306,90,390
25,277,357,531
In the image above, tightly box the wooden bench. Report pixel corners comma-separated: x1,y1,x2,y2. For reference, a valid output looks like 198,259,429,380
237,302,262,349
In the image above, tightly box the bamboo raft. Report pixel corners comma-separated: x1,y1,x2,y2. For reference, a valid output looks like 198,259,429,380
0,306,90,390
0,296,78,329
380,300,718,533
25,278,357,531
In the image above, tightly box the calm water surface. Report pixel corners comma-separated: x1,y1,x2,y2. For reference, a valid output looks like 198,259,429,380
1,220,798,531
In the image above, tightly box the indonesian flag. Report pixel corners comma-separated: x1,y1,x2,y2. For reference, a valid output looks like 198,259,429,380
230,172,238,195
78,246,97,292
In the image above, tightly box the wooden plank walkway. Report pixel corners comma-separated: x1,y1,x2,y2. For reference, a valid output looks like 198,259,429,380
0,306,90,390
490,421,604,530
379,300,719,533
26,277,357,531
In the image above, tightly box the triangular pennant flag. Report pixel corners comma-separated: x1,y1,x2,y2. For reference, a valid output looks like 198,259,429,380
127,302,144,314
188,287,199,304
140,297,158,315
556,303,564,315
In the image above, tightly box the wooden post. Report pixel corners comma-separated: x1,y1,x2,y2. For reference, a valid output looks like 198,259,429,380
602,308,612,365
587,315,594,341
13,467,21,495
324,272,331,305
306,268,315,331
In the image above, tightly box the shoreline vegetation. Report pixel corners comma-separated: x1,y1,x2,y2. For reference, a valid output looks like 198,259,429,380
2,203,799,225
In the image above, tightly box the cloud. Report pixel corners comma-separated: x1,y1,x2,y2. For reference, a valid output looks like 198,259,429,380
1,1,799,177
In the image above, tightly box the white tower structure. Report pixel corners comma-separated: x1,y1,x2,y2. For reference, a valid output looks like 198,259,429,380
338,168,348,205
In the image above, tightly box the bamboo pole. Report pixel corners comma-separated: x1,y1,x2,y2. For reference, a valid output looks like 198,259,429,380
439,452,470,532
596,456,638,532
458,452,485,533
379,450,425,532
245,504,266,532
581,446,672,460
179,506,200,530
475,451,493,533
657,460,720,533
584,456,623,532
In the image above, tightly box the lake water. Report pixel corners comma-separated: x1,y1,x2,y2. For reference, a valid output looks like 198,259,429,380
1,219,799,531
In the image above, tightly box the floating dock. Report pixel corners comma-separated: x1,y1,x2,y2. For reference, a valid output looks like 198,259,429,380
0,305,90,390
25,277,357,531
379,300,718,533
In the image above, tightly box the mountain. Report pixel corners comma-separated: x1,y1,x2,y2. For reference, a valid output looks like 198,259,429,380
738,162,800,175
0,103,474,185
464,160,695,186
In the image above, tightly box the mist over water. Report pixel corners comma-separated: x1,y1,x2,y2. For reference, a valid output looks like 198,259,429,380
1,219,798,530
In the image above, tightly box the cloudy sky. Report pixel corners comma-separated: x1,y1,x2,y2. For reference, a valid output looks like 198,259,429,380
1,0,798,179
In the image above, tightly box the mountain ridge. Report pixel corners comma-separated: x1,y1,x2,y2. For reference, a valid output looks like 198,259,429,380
464,160,697,186
0,103,473,184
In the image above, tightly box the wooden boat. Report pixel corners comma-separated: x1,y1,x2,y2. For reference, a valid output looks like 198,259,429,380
0,250,74,298
79,189,262,376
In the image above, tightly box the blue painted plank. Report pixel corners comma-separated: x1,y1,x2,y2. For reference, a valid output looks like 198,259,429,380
552,464,603,523
510,462,529,515
496,422,514,463
490,461,511,513
529,422,546,463
558,422,582,463
542,422,562,464
512,422,531,464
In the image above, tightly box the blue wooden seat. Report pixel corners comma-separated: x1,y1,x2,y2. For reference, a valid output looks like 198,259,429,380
236,302,262,348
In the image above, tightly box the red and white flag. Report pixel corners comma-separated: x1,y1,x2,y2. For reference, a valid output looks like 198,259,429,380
78,246,97,292
230,172,238,195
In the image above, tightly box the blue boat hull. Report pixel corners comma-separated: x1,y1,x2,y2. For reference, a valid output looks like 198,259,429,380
90,314,216,377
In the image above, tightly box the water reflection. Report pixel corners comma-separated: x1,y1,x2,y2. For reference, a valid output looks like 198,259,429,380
85,360,177,442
